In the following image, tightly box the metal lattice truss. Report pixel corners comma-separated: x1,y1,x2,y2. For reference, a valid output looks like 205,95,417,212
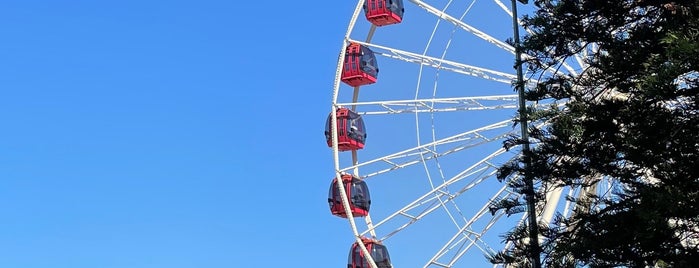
350,39,517,85
354,144,523,268
408,0,515,54
337,95,519,115
425,182,517,268
406,0,580,76
338,119,517,178
335,118,523,266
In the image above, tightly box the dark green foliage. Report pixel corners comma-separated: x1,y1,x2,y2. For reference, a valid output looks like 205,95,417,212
490,1,699,267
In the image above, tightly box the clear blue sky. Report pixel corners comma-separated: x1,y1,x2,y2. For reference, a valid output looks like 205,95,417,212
1,1,347,267
0,1,528,267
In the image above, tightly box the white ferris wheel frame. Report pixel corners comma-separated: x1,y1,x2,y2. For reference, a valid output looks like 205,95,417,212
328,1,599,268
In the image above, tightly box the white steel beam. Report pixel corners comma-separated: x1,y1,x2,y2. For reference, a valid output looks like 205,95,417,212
350,39,517,84
360,147,512,239
339,119,516,176
408,0,515,54
425,183,515,267
337,95,519,115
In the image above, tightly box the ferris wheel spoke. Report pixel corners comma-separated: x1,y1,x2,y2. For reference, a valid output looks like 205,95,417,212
350,39,516,84
339,119,515,176
426,213,505,268
572,42,587,71
402,0,581,78
427,173,526,267
409,0,577,76
492,0,513,17
337,95,519,115
359,147,515,240
433,212,508,268
408,0,515,54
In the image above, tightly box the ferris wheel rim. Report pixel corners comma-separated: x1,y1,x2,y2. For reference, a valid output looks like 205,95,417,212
328,1,593,267
329,1,524,267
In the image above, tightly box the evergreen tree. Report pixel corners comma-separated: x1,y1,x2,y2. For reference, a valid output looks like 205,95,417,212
491,1,699,267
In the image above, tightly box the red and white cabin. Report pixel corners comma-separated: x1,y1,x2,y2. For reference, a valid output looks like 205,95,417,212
341,43,379,87
363,0,404,27
348,237,393,268
325,108,366,151
328,174,371,218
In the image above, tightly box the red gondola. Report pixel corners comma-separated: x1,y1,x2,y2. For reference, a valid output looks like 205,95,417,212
325,108,367,151
328,174,371,218
363,0,404,26
348,237,393,268
341,43,379,87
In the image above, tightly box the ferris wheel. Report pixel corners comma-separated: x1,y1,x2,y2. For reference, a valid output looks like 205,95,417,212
325,1,596,267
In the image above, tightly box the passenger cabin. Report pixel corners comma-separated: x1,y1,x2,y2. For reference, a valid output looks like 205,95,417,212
348,238,393,268
363,0,404,26
328,174,371,218
325,108,366,151
341,43,378,87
